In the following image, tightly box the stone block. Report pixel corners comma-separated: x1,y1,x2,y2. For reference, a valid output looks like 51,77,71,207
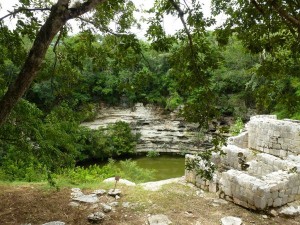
254,196,267,209
279,190,285,198
267,198,273,207
288,195,296,202
271,191,279,199
282,195,288,205
273,198,283,207
292,187,298,195
209,182,218,193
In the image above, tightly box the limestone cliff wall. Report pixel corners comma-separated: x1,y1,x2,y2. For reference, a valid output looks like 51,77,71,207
82,103,211,153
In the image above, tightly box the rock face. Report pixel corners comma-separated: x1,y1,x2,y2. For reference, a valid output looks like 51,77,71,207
81,103,211,153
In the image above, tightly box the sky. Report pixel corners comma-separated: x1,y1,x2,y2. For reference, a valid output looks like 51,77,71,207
0,0,225,38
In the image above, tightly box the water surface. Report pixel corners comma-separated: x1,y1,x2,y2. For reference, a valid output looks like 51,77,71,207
134,155,185,181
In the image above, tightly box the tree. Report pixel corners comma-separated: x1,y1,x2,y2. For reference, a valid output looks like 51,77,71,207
0,0,136,125
212,0,300,118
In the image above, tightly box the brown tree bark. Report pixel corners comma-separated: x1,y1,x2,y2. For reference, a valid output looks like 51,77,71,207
0,0,106,126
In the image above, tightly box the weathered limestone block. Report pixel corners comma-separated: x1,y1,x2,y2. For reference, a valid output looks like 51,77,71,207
228,131,248,149
248,116,300,156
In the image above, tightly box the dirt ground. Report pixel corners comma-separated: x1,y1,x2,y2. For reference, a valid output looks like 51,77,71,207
0,182,299,225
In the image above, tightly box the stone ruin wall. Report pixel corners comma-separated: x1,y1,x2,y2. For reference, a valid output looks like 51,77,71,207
185,115,300,210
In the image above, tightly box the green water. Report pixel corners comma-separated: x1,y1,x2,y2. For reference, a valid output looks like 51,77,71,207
133,155,185,181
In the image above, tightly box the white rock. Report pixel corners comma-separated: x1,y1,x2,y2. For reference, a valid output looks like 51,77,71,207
220,216,242,225
213,199,228,205
101,203,112,213
148,214,172,225
109,201,119,207
108,189,121,196
73,194,99,203
140,177,184,191
92,189,106,195
68,201,80,207
42,222,65,225
279,206,300,217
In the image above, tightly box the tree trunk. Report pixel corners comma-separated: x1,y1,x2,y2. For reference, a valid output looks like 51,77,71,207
0,3,69,125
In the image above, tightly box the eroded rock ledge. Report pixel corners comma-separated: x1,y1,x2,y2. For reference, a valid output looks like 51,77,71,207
82,103,213,153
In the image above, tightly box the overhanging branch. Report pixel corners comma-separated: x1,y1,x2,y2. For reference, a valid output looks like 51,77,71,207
0,7,51,21
267,0,300,29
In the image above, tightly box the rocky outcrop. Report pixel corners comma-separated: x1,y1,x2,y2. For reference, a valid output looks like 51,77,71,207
82,103,212,153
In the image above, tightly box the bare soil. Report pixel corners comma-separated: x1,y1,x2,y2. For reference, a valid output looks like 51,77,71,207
0,182,299,225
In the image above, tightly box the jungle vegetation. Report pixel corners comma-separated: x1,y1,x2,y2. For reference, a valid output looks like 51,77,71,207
0,0,299,182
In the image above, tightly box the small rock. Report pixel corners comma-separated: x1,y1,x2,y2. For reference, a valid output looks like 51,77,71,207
71,188,81,192
148,214,172,225
211,203,220,207
101,203,112,213
108,189,121,197
220,216,242,225
71,188,84,198
92,189,106,196
196,190,204,197
42,222,65,225
262,215,268,219
73,194,99,203
184,211,193,217
109,201,119,207
68,201,80,207
195,221,202,225
279,206,300,217
213,199,228,205
122,202,131,208
115,195,120,200
87,212,106,223
269,209,278,217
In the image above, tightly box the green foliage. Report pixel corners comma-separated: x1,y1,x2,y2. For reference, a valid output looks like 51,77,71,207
58,159,119,185
212,0,300,118
78,121,139,161
146,150,160,158
118,160,154,183
57,159,154,185
229,118,244,136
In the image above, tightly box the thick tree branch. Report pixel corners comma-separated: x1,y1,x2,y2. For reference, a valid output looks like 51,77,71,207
68,0,107,19
0,0,107,125
168,0,193,50
250,0,265,15
267,0,300,29
0,8,51,21
77,16,129,36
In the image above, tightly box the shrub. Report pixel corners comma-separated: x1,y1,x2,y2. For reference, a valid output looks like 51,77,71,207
229,117,244,136
146,150,160,158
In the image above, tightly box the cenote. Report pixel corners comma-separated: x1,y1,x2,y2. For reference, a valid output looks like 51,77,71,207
133,154,185,181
